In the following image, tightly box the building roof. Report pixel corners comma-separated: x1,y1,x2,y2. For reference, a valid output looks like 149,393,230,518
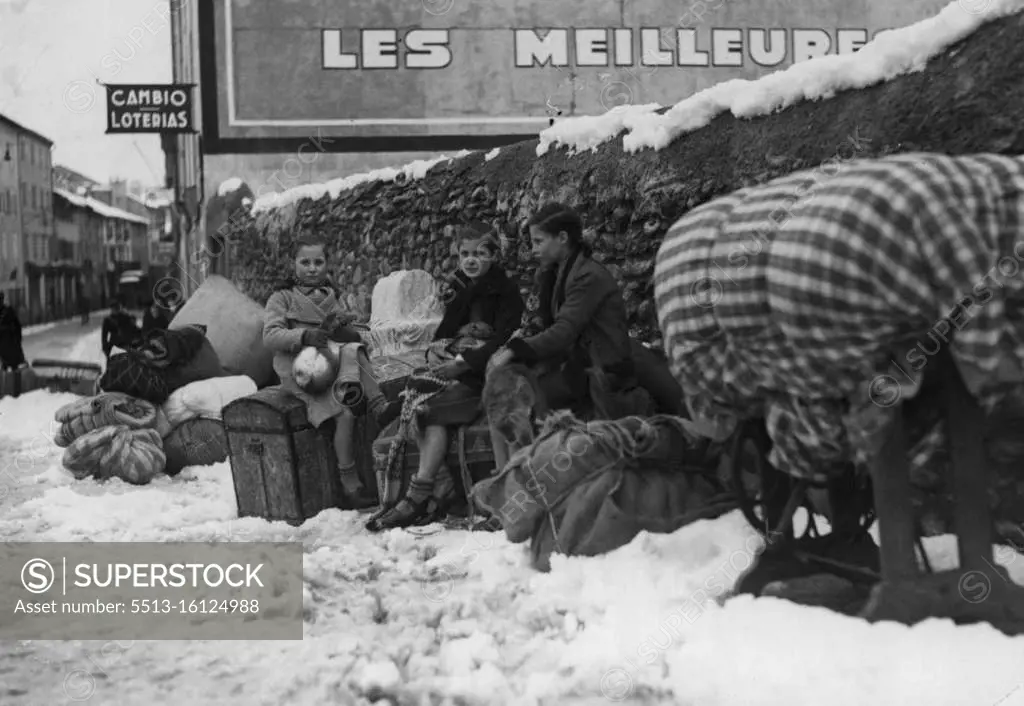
54,188,151,226
0,112,54,147
53,164,102,189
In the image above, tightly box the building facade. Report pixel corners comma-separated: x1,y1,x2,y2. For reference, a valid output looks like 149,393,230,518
52,166,170,314
0,113,55,322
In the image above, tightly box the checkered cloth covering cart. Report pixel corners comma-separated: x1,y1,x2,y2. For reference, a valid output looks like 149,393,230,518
654,153,1024,481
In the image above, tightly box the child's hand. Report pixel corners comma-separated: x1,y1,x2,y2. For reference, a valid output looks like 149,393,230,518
302,329,330,348
322,311,357,332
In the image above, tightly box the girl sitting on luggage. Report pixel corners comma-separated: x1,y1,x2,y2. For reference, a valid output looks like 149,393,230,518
263,235,401,509
366,225,525,531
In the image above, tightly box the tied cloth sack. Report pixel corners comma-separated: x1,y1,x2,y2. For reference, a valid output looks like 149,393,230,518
473,411,736,571
162,418,229,476
100,352,171,404
99,325,223,404
62,425,166,485
53,393,159,448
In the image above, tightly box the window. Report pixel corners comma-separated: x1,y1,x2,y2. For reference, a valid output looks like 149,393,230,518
20,184,26,207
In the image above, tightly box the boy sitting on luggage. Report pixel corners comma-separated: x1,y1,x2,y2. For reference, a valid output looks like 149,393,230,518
263,235,401,508
366,225,524,531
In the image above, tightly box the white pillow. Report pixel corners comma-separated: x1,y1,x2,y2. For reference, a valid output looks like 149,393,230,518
162,375,257,428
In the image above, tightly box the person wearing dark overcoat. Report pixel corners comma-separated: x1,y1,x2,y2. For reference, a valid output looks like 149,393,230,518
489,202,635,417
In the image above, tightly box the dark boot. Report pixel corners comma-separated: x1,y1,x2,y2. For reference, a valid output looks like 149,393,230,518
365,497,431,532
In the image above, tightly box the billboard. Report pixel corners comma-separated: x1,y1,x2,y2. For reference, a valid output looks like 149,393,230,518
198,0,950,154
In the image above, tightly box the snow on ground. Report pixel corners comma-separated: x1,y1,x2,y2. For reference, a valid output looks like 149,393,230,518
66,327,105,367
252,150,475,215
3,355,1024,703
537,0,1024,157
21,310,109,338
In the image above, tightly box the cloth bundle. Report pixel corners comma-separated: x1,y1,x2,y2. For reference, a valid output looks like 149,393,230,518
135,326,207,368
156,374,256,474
54,393,167,484
473,411,735,571
654,152,1024,482
53,392,158,448
99,353,171,404
57,324,237,484
99,325,225,404
62,426,166,485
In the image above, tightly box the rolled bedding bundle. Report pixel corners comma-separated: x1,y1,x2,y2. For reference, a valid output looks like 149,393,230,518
53,393,158,448
62,425,166,485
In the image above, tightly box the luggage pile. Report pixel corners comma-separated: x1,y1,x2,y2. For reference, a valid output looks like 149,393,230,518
54,325,255,484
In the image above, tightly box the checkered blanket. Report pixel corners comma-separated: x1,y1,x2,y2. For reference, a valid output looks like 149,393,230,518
654,153,1024,481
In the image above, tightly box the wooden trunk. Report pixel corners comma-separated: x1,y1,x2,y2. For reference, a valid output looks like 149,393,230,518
223,387,342,524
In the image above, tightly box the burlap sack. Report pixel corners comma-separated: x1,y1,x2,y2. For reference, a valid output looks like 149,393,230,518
170,275,276,388
163,418,229,476
473,412,734,571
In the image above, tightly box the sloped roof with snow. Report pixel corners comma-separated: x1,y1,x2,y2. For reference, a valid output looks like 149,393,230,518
54,188,151,226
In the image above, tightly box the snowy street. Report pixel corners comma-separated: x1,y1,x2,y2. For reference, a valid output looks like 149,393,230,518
2,327,1024,705
20,313,108,365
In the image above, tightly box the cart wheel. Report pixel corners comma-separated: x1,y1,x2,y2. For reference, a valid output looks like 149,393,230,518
729,419,820,541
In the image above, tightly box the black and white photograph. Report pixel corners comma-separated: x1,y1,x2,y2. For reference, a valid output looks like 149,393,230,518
2,0,1024,703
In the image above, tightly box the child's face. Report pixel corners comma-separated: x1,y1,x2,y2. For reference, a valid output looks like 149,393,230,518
295,245,327,285
529,226,568,268
458,238,494,280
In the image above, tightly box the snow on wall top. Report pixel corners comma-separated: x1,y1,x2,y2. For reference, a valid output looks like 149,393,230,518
251,150,474,214
217,177,244,196
537,0,1024,157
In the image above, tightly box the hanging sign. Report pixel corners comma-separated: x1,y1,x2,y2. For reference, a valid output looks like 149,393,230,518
106,84,196,134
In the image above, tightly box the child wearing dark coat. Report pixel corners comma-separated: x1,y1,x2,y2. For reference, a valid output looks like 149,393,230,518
367,225,525,530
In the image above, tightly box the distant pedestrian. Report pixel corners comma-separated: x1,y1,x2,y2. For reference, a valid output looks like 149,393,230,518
78,293,90,326
101,299,141,359
142,299,170,335
0,291,26,371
